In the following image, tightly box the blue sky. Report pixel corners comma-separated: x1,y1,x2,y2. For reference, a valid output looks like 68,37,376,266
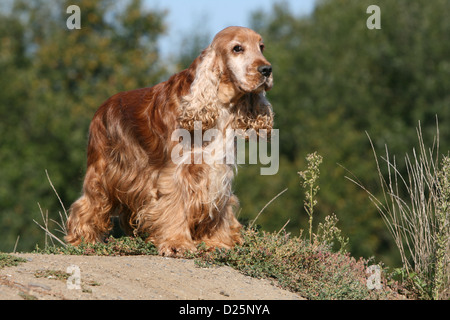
144,0,316,57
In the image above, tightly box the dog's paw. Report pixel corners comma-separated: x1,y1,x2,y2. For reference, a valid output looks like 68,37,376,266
158,241,196,257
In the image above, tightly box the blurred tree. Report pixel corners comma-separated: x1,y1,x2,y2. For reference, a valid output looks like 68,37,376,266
0,0,168,251
176,20,211,71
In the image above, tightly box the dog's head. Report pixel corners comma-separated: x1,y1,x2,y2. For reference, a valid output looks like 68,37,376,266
179,26,274,133
212,26,273,97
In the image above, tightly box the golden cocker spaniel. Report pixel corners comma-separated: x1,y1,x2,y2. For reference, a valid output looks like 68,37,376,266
66,26,274,256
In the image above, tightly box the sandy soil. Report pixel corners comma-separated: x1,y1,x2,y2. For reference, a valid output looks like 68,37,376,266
0,253,304,300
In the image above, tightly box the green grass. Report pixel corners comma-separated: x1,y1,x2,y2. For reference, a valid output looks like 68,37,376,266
0,253,27,269
34,235,158,256
348,121,449,300
34,269,71,280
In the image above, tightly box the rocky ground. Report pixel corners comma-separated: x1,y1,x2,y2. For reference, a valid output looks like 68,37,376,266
0,253,304,300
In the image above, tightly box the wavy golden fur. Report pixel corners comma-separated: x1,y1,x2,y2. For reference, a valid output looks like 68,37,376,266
65,26,274,256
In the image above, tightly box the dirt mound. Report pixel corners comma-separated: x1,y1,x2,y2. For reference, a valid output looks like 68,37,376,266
0,253,304,300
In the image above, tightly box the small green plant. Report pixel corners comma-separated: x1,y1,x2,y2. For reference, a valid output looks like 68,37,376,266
298,152,323,243
33,268,100,293
18,291,38,300
298,152,348,252
314,213,349,254
0,253,27,269
34,269,70,281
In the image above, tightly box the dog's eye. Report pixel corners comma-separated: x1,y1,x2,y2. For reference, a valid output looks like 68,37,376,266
233,45,243,53
260,44,265,52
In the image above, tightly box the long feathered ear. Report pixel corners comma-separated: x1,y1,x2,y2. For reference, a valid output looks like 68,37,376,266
231,91,274,138
178,46,223,131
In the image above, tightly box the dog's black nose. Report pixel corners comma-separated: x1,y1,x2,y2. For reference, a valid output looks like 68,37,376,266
258,65,272,77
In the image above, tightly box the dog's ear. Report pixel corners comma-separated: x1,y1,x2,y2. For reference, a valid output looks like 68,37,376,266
178,46,222,131
231,91,274,138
